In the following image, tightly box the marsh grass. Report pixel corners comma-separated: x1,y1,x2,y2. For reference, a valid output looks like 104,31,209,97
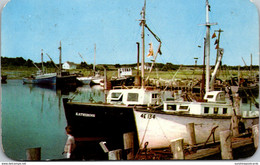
1,66,258,81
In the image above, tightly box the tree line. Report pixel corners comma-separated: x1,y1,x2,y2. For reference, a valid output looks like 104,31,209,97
1,56,259,71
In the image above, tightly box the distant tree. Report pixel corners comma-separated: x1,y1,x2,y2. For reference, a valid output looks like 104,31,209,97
155,63,164,69
1,57,27,66
45,61,55,68
25,59,34,67
161,63,178,71
78,62,88,69
103,65,108,70
115,64,121,68
88,64,93,70
13,57,26,66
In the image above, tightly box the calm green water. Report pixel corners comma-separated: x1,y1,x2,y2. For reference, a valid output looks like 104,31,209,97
1,79,105,160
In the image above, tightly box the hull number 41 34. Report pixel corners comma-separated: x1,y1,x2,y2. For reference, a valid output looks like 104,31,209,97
140,113,155,119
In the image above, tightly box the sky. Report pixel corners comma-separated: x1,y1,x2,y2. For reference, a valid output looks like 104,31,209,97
1,0,259,66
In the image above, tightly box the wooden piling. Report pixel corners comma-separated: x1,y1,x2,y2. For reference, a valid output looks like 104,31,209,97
108,149,122,160
170,138,184,160
186,123,196,147
220,130,233,160
26,147,41,160
231,115,239,137
123,132,134,160
252,124,259,148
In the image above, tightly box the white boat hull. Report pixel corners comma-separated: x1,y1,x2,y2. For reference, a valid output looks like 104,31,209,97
133,110,258,149
77,77,93,85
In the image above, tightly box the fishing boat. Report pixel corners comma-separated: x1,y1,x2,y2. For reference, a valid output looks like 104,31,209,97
63,0,259,152
76,45,104,86
77,72,104,86
23,71,57,85
23,50,57,85
55,42,78,87
110,68,135,87
77,76,93,85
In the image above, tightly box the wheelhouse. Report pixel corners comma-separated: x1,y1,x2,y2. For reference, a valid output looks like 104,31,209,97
106,87,170,106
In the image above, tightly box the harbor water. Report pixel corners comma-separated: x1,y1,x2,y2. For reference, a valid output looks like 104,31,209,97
1,79,104,160
1,79,258,160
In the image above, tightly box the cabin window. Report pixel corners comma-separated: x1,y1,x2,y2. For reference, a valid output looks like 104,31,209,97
111,92,121,99
204,107,209,114
223,108,227,114
111,92,123,102
152,93,158,98
206,95,214,98
179,106,189,110
214,107,219,114
167,104,176,111
127,93,139,102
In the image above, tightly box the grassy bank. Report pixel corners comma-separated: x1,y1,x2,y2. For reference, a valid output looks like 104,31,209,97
1,66,258,81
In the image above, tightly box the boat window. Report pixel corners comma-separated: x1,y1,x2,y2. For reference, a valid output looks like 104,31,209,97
152,93,158,98
167,105,176,111
223,108,227,114
111,92,122,99
110,92,123,102
127,93,139,102
214,107,219,114
206,95,214,98
179,106,189,110
204,107,209,114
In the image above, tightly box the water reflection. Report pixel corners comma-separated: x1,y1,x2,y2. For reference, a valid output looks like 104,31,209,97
68,85,105,103
1,80,105,160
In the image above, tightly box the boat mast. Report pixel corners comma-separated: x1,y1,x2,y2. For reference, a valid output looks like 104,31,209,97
201,38,206,99
205,0,217,92
58,41,62,75
41,49,44,74
94,43,96,73
140,0,146,88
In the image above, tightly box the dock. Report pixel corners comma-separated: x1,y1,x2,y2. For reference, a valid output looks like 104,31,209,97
26,124,258,161
133,124,258,160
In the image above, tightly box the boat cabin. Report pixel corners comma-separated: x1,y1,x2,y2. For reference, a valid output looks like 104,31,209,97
163,91,233,116
107,87,172,106
118,68,132,77
163,101,232,116
203,91,226,103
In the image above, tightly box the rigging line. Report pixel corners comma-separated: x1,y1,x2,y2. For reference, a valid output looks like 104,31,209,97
138,115,151,148
68,89,80,101
155,113,171,143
